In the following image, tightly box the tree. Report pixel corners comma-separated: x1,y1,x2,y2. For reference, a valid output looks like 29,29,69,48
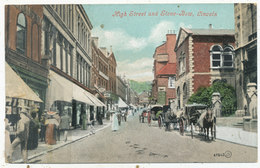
188,81,237,116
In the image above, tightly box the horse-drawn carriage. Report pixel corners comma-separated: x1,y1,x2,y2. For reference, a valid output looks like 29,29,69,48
183,103,216,140
146,105,164,127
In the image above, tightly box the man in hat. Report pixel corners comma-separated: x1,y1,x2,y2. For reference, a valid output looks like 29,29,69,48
9,104,32,163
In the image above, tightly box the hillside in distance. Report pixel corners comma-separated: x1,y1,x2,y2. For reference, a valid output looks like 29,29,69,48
129,80,152,94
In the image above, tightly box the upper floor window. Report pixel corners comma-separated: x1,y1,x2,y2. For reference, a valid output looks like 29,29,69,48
210,45,234,69
16,13,26,54
179,51,186,75
222,46,234,67
168,77,175,88
211,45,222,68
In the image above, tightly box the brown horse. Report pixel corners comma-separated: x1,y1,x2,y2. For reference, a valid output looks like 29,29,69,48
203,109,215,140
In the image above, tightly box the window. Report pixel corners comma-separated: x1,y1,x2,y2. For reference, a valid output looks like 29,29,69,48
183,83,187,99
222,46,234,67
211,45,222,68
210,45,234,68
179,51,186,75
16,13,26,54
177,87,180,109
168,77,175,88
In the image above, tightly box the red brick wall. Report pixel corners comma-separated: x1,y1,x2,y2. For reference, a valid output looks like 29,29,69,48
192,35,235,73
193,74,211,93
5,5,43,63
157,76,176,105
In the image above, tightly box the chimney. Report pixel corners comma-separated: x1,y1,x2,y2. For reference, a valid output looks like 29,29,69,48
209,24,213,29
92,37,99,47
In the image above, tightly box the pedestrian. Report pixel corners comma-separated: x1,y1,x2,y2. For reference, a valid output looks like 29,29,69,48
9,104,31,163
5,117,12,163
59,110,70,142
117,112,121,126
45,111,59,145
164,109,171,131
88,118,95,135
27,105,40,150
40,110,47,142
111,112,119,131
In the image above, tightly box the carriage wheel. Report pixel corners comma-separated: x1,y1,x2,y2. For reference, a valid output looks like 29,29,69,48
179,118,184,136
158,116,162,128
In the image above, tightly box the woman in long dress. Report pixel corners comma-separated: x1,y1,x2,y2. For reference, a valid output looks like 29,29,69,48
111,112,119,131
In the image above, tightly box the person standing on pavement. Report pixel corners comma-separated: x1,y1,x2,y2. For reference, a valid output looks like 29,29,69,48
117,112,121,126
9,104,31,163
88,117,95,135
5,117,12,163
164,109,171,131
59,110,70,142
40,110,47,142
111,112,119,131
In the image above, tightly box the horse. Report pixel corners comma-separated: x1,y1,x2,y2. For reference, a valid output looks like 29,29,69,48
203,109,215,140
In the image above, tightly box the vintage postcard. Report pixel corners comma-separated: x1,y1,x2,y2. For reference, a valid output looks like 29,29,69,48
1,0,259,168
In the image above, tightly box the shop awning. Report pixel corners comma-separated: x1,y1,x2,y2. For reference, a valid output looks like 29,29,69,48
72,84,95,106
46,70,73,108
5,62,43,102
84,91,106,107
118,97,128,108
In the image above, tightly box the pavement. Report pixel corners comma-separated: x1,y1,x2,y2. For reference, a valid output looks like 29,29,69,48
11,119,112,163
215,126,257,147
9,110,257,163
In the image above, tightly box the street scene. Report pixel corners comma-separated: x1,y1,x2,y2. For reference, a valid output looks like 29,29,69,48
3,2,258,167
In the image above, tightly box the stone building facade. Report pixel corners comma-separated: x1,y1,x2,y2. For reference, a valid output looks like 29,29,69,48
5,5,48,114
152,33,177,105
175,27,235,109
42,5,104,128
234,3,257,114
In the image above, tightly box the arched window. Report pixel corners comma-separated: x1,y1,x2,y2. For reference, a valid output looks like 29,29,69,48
183,83,187,99
222,46,234,67
210,45,223,68
16,13,26,54
177,87,180,109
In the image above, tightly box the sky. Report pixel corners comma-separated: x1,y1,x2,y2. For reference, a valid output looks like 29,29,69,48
85,4,234,82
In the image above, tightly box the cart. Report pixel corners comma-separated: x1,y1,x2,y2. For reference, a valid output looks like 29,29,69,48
147,105,163,128
184,103,216,139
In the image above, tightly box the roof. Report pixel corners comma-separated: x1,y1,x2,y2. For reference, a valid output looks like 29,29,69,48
183,28,235,36
175,27,235,51
157,63,176,76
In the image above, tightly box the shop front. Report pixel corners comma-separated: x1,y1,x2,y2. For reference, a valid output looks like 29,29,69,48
5,62,43,142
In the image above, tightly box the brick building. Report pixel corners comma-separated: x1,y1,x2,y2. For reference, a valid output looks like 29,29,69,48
175,26,235,109
91,37,109,105
234,4,257,114
152,33,177,105
5,5,48,114
99,47,117,110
